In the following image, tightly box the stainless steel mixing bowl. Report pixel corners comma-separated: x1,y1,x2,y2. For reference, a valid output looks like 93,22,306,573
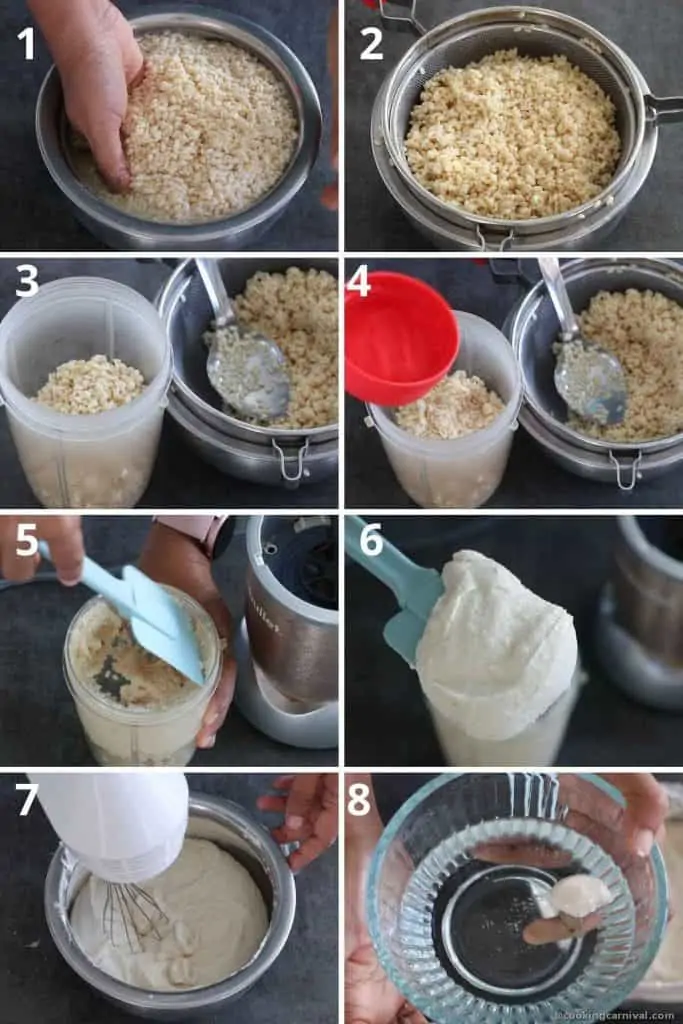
44,794,296,1020
506,257,683,488
35,6,322,252
157,257,338,488
372,5,683,251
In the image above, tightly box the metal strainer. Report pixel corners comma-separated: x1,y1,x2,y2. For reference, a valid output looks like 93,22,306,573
372,5,683,251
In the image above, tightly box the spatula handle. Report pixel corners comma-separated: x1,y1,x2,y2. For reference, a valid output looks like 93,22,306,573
38,541,136,620
345,516,423,608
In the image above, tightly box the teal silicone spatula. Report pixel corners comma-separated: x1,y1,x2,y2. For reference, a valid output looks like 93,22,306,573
345,516,444,666
38,541,204,686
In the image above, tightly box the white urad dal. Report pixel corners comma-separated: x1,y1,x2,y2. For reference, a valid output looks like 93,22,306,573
71,838,269,991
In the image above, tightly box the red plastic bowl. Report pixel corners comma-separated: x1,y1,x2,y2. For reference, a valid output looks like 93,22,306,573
345,272,460,405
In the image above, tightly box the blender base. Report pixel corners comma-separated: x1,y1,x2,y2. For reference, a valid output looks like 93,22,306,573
596,586,683,711
234,619,338,749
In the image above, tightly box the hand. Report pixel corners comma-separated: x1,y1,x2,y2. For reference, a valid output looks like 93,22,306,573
0,516,84,585
257,774,338,871
321,12,338,211
345,775,427,1024
138,522,237,750
475,773,668,945
30,0,143,191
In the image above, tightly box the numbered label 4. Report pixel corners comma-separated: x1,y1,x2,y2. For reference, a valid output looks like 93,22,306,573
347,264,371,299
360,522,383,557
16,523,38,558
347,783,371,817
16,265,39,298
16,782,38,816
360,27,383,61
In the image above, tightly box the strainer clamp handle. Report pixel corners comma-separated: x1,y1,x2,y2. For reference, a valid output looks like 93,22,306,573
379,0,426,36
645,95,683,125
272,438,310,489
609,450,643,492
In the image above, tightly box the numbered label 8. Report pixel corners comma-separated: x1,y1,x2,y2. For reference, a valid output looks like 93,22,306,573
347,783,371,817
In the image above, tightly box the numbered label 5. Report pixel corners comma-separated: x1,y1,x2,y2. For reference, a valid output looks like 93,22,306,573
16,523,38,558
347,783,371,817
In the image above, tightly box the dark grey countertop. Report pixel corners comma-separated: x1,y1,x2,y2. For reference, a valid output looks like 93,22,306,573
0,516,336,767
371,773,683,1021
345,257,683,509
345,0,683,252
0,259,338,509
345,515,683,767
3,0,337,252
0,772,337,1024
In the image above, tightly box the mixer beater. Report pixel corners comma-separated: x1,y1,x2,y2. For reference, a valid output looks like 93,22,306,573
29,771,189,951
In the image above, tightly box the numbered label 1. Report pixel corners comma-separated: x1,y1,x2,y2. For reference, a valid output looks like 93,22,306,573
360,27,383,61
16,264,39,298
18,27,34,61
347,783,371,817
347,264,371,299
16,523,38,558
360,522,383,557
16,782,38,816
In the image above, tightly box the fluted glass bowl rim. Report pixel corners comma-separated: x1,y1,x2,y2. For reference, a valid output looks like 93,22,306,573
367,772,668,1022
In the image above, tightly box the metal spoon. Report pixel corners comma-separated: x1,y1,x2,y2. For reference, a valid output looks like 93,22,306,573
538,257,627,426
195,259,290,422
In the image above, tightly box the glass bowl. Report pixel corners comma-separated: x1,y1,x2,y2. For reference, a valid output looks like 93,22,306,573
366,773,668,1024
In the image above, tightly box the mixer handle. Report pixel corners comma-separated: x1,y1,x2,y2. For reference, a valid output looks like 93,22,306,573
378,0,426,36
645,95,683,125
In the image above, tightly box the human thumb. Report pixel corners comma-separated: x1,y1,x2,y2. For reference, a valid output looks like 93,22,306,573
86,110,130,192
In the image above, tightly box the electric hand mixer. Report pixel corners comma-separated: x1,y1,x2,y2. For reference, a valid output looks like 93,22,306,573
29,772,189,950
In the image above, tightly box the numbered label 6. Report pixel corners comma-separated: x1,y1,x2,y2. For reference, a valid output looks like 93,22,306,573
360,522,383,557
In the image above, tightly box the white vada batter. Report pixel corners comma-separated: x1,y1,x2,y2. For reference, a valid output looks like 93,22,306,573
415,551,578,745
70,838,269,991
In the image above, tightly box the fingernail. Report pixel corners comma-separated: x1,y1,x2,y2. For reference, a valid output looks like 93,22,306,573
634,829,654,857
200,735,216,750
286,815,304,829
58,573,81,587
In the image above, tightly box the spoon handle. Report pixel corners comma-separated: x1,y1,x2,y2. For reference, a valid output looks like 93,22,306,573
195,258,237,329
538,257,581,343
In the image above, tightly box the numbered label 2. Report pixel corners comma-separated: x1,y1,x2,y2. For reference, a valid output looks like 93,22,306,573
360,27,383,62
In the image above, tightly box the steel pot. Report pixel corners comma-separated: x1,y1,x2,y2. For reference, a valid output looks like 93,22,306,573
371,4,683,251
157,257,338,489
36,6,322,252
245,515,338,704
505,257,683,489
44,793,296,1020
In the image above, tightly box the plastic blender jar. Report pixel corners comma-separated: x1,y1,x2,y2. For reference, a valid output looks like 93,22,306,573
0,277,172,508
422,661,584,768
367,312,522,508
63,588,222,766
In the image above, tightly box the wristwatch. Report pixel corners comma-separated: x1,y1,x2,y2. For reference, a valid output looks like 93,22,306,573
153,515,235,561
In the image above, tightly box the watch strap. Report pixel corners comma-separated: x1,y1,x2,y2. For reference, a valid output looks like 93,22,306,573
153,515,229,559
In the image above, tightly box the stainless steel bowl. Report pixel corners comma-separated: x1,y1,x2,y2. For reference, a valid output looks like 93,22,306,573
507,257,683,489
44,794,296,1020
372,5,683,251
157,257,339,489
35,6,322,252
